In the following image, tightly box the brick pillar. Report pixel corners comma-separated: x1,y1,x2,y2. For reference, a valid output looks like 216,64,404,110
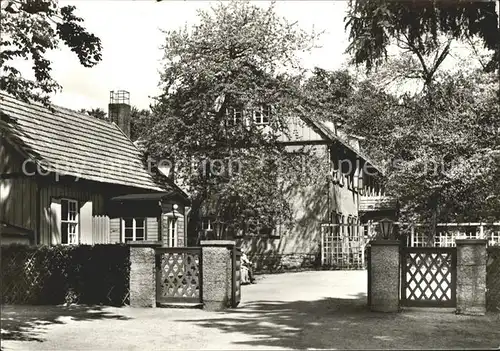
129,245,156,307
369,240,400,312
456,239,487,315
201,240,234,311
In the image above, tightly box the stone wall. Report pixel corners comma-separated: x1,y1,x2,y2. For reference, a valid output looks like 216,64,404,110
486,246,500,312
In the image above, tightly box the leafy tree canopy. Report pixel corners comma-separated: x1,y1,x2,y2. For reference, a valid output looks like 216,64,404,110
345,0,499,81
144,0,318,238
308,67,500,224
1,0,102,105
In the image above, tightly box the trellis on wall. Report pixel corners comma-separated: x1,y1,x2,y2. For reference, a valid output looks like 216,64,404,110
321,222,375,269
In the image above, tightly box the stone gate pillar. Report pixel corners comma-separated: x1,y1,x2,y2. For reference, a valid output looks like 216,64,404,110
129,245,156,307
200,240,235,311
368,240,400,312
456,239,487,315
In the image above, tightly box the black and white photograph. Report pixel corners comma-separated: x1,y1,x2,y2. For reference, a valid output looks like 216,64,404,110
1,0,499,350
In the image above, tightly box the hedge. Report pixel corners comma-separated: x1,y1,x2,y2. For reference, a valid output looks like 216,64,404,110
1,244,130,306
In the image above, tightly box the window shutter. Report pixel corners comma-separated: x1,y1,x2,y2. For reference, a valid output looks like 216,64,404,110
80,201,93,244
50,198,61,245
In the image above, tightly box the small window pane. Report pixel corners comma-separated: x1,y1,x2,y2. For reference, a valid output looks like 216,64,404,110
124,218,133,228
61,200,68,221
61,223,68,244
135,229,145,240
135,218,145,228
125,228,134,241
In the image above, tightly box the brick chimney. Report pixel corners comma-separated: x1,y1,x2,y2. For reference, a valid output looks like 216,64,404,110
108,90,131,137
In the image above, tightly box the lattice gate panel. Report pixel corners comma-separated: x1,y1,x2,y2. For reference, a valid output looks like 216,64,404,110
401,247,457,307
156,248,202,303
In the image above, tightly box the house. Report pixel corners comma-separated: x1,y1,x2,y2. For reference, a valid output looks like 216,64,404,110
0,91,189,247
190,106,397,270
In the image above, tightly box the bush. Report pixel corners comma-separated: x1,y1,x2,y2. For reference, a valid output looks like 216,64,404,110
1,244,130,306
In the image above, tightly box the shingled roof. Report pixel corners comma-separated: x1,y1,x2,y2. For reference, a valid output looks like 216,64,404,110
0,93,165,191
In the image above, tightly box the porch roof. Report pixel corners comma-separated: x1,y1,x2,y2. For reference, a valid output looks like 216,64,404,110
110,191,190,205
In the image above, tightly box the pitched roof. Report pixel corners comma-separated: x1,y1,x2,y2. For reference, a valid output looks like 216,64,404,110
297,111,384,175
0,93,165,191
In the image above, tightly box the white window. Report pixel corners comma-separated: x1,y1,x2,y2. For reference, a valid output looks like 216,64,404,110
168,218,178,247
253,105,271,125
122,218,146,242
201,218,213,231
61,199,79,244
226,107,243,127
488,231,500,246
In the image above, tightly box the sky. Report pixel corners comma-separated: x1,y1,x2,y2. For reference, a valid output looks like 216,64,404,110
41,0,352,111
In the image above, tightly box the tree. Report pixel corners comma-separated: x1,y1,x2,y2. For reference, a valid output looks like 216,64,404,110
130,106,155,142
1,0,102,105
302,67,356,124
144,1,318,239
79,107,106,120
345,0,499,85
305,67,499,227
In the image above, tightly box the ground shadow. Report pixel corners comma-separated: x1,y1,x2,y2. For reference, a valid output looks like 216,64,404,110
1,304,131,344
176,293,500,350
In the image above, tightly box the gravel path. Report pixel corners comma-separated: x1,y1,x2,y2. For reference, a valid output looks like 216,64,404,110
2,271,499,350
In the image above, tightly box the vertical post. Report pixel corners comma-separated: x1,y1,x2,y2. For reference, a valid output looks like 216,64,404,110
410,226,415,247
479,224,485,239
200,240,235,311
456,239,487,315
231,246,236,307
368,240,400,312
367,244,371,307
129,245,156,307
321,226,325,266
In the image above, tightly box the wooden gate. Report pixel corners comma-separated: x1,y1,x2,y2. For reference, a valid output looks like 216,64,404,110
231,247,242,308
400,247,457,307
156,247,202,304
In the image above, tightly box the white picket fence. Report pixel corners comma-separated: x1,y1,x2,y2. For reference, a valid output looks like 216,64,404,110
320,222,500,269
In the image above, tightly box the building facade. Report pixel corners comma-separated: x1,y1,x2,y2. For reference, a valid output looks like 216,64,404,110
0,91,189,246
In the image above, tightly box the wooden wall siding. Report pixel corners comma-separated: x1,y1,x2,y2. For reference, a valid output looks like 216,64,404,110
92,215,110,244
278,116,325,143
0,139,23,174
39,184,105,245
109,217,121,243
0,177,37,232
146,217,159,241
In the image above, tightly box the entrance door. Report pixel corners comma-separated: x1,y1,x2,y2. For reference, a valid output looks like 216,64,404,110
400,247,457,307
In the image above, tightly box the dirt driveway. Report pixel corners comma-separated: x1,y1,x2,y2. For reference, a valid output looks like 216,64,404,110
2,271,499,350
